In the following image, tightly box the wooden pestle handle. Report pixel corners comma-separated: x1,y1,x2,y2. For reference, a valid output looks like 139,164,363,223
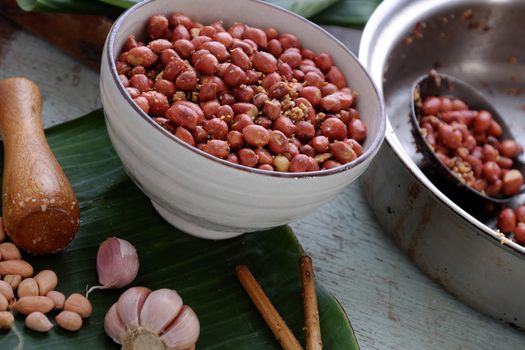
0,77,79,255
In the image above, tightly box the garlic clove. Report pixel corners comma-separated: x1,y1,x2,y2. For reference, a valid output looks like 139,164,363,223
161,306,200,350
97,237,139,289
117,286,151,330
105,303,127,344
139,289,183,334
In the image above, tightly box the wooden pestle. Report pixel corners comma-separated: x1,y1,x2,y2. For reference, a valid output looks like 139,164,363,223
0,77,79,254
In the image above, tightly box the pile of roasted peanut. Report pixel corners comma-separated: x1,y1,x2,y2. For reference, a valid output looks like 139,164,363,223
418,95,523,197
0,219,91,332
117,12,368,172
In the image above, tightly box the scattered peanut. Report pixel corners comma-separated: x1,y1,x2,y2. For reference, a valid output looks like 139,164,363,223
0,280,14,301
0,260,33,278
417,95,523,197
0,242,21,260
56,310,83,331
64,293,92,318
0,218,5,244
18,278,39,298
25,312,53,332
15,296,54,315
0,293,7,311
34,270,58,296
3,275,22,289
46,290,65,310
0,311,14,330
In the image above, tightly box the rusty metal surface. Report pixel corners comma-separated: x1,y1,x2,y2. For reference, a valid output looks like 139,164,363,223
359,0,525,328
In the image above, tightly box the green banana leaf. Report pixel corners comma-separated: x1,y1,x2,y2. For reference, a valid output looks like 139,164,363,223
15,0,379,27
310,0,382,28
96,0,137,10
98,0,340,18
16,0,125,16
266,0,339,18
0,110,359,349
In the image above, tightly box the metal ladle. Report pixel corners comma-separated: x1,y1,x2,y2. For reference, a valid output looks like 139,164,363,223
410,71,525,204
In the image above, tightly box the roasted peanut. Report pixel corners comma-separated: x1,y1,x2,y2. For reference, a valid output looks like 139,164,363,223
238,148,258,167
330,141,357,164
147,15,169,39
326,66,347,89
127,47,157,67
252,52,277,74
118,12,366,173
202,140,230,159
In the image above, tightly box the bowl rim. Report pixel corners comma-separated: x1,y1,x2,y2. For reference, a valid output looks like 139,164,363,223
106,0,386,178
359,0,525,256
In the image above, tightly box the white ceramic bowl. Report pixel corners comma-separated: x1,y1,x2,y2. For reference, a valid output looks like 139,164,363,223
100,0,386,239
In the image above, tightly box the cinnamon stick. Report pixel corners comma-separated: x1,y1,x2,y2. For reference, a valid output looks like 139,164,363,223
235,265,304,350
300,256,322,350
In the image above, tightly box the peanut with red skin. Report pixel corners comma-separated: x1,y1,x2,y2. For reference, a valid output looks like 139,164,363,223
147,15,169,39
252,52,277,74
127,47,157,67
173,39,195,58
238,148,258,167
289,154,310,172
330,141,357,164
244,26,268,49
243,125,270,147
118,12,366,173
326,66,347,89
230,48,251,71
314,53,333,73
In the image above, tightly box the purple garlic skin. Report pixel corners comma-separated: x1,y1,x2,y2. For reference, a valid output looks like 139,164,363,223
97,237,139,289
104,287,200,350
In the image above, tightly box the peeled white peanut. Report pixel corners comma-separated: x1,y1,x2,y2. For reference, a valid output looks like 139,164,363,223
25,312,53,332
18,278,39,298
35,270,57,296
64,293,92,318
56,310,83,331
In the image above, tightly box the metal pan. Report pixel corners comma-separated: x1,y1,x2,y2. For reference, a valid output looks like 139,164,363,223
359,0,525,327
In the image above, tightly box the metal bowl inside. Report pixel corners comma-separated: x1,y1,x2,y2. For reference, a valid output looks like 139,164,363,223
359,0,525,327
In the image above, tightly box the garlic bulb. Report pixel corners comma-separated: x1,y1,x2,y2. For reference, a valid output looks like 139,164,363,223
104,287,199,350
87,237,139,297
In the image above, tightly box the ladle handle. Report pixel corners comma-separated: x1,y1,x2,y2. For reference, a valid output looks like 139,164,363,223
0,77,79,255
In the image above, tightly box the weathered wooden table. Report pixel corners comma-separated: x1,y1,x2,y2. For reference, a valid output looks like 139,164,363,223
0,11,524,350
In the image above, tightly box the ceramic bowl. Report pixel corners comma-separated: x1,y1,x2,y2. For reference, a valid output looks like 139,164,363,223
100,0,385,239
